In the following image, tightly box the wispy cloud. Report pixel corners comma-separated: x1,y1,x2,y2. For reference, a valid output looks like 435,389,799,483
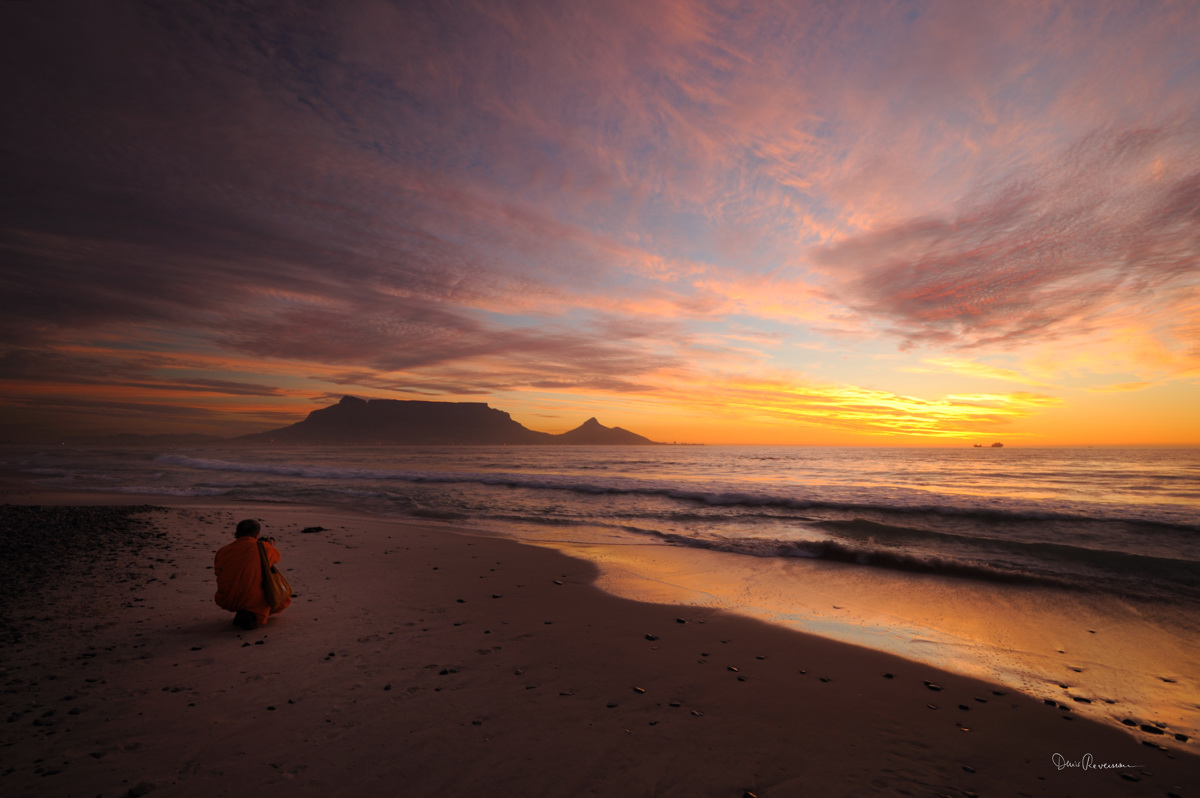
916,358,1053,389
1088,382,1154,394
817,123,1200,362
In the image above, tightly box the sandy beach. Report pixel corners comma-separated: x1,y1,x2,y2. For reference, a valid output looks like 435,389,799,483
1,482,1196,797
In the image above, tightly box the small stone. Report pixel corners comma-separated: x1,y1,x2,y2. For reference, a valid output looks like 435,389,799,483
633,687,646,693
1140,724,1164,735
675,618,686,624
127,783,156,797
644,634,658,641
924,681,942,691
1121,718,1138,726
882,673,894,679
1174,732,1189,742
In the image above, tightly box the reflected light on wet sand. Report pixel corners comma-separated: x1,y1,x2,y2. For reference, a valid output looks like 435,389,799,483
541,540,1200,748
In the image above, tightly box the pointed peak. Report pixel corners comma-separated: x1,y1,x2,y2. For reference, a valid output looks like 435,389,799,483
579,417,605,428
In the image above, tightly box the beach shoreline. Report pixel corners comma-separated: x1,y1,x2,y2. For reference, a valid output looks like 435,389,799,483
1,479,1197,796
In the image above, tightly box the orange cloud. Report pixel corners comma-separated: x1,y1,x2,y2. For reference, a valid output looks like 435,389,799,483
918,358,1051,388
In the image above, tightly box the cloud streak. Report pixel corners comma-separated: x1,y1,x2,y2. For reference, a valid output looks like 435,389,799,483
818,123,1200,361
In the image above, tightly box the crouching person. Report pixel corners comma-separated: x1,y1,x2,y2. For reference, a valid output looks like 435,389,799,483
214,518,291,629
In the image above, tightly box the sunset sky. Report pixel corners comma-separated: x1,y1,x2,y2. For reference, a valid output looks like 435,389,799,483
2,1,1198,445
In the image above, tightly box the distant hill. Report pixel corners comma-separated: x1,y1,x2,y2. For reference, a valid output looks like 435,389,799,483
551,417,656,445
234,396,659,446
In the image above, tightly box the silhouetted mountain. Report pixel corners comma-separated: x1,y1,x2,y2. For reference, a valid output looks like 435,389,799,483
553,417,655,445
234,396,660,445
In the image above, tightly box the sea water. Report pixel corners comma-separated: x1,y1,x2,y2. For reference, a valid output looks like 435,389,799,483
6,444,1198,744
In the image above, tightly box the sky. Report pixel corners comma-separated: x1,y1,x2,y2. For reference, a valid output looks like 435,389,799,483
2,0,1199,445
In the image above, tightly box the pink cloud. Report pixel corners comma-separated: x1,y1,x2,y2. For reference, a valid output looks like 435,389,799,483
816,123,1200,352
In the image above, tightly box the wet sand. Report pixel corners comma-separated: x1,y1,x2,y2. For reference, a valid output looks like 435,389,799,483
552,537,1200,749
0,490,1196,796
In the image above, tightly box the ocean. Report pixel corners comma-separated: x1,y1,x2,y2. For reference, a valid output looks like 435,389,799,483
5,443,1198,745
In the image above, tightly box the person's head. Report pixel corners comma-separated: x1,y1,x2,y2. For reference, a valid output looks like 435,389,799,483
235,519,261,538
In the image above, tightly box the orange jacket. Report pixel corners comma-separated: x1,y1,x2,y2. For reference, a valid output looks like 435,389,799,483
214,537,290,624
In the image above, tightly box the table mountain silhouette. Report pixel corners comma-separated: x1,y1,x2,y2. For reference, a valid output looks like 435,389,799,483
235,396,658,445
